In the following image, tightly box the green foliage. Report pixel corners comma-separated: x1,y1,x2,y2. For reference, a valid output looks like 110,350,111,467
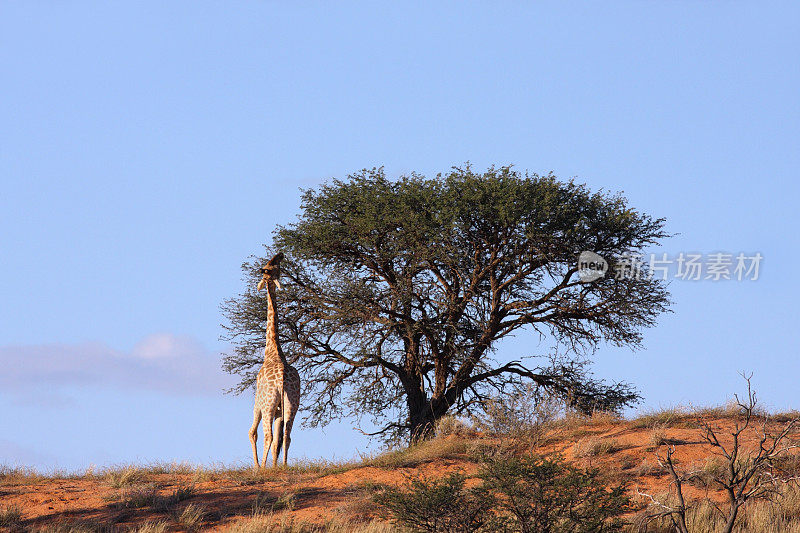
374,472,494,533
374,454,630,533
222,165,670,440
479,454,630,533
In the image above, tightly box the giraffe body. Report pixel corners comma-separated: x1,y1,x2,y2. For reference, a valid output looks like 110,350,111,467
248,253,301,468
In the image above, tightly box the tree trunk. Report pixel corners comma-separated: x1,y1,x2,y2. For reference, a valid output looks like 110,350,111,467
404,376,435,442
407,393,453,442
722,504,740,533
409,406,437,442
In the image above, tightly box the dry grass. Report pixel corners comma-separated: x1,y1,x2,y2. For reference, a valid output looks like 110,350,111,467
0,504,23,528
273,491,297,512
103,462,205,485
537,411,622,446
190,465,224,483
366,436,472,469
334,481,388,521
691,402,745,420
249,492,276,514
334,496,382,523
635,483,800,532
32,520,114,533
773,410,800,423
284,458,363,477
434,415,473,438
131,521,169,533
9,404,800,532
649,426,668,447
104,465,147,488
573,436,622,458
630,403,777,432
690,456,728,488
629,407,690,429
585,410,623,426
0,465,46,486
633,458,663,477
774,452,800,478
618,455,639,471
117,483,160,509
220,459,363,487
247,490,299,515
107,481,196,512
226,468,277,486
224,512,398,533
175,503,205,531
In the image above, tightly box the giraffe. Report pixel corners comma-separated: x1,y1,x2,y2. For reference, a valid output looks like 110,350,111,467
248,252,301,468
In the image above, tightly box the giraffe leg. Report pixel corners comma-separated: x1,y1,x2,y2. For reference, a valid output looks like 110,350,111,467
261,393,281,469
282,391,297,466
281,419,293,467
261,414,274,469
271,415,283,467
249,409,261,470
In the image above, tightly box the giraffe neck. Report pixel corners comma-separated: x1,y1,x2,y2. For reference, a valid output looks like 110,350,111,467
264,282,285,366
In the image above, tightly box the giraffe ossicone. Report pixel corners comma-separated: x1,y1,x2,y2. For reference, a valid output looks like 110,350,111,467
248,252,301,469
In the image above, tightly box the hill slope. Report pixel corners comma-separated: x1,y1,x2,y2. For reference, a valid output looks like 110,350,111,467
3,410,800,532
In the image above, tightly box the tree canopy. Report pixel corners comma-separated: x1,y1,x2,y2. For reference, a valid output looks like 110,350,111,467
221,166,670,440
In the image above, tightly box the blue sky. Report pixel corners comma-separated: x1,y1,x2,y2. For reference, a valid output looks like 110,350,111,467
1,2,798,471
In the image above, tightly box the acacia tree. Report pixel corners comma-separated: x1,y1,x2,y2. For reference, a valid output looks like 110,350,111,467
221,166,670,441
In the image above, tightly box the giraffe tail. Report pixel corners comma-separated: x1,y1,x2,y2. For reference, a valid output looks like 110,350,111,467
280,378,286,426
278,378,286,459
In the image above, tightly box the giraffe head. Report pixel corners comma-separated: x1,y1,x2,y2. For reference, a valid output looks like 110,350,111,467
257,252,284,291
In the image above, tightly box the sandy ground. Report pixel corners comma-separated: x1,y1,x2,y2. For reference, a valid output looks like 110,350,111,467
3,416,798,531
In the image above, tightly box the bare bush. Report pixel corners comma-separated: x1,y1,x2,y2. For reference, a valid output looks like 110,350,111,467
472,385,562,440
434,415,472,438
637,374,800,533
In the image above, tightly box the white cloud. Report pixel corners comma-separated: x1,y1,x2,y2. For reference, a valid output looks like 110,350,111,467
0,334,234,397
131,333,204,360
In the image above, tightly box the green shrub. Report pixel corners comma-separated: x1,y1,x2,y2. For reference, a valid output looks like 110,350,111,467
374,472,493,533
375,454,631,533
479,454,630,533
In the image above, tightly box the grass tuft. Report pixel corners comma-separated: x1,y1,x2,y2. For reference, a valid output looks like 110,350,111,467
0,504,23,527
131,521,169,533
367,437,471,469
572,436,622,458
117,483,160,509
175,503,205,531
635,483,800,532
273,491,297,512
104,466,146,488
225,512,398,532
629,407,689,429
0,465,45,486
